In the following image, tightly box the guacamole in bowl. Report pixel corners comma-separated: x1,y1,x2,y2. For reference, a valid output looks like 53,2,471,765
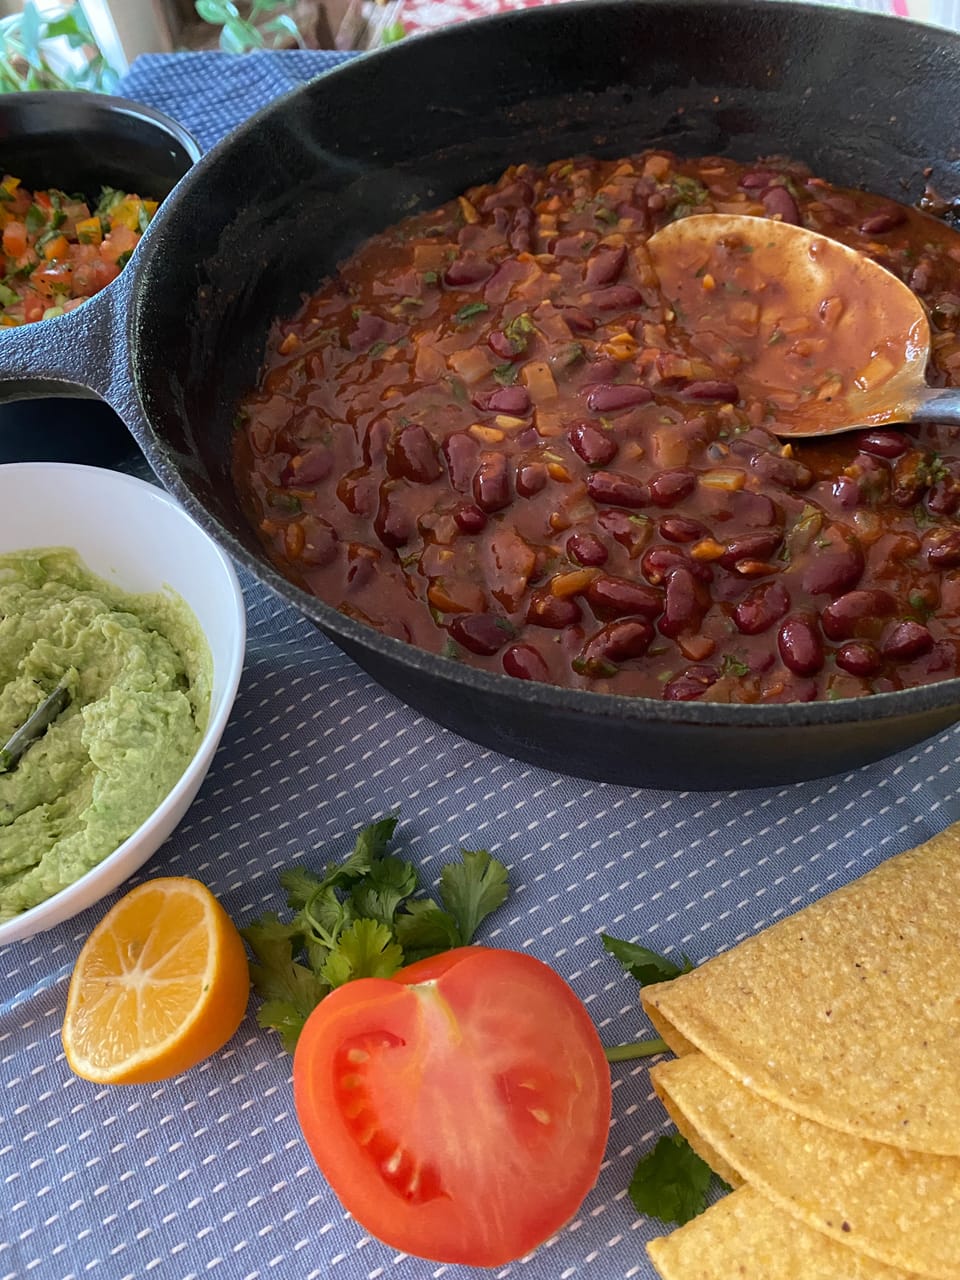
0,463,245,947
0,549,211,921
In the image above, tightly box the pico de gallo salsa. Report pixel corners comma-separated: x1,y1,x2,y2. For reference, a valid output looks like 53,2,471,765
232,150,960,704
0,175,157,326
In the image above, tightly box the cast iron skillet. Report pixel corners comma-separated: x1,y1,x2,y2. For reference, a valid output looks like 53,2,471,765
2,0,960,790
0,92,199,465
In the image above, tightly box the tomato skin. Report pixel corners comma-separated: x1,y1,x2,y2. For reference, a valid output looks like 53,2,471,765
293,946,611,1266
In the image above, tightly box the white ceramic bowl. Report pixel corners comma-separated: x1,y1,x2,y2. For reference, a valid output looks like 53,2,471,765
0,462,246,946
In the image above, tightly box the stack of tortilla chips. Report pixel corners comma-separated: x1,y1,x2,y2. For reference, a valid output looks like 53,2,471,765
639,822,960,1280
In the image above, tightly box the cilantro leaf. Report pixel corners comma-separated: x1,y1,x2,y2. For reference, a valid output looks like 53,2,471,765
242,914,330,1052
601,934,694,985
321,919,405,987
440,849,509,945
254,999,314,1054
348,855,418,927
395,898,462,961
629,1134,714,1226
455,301,489,324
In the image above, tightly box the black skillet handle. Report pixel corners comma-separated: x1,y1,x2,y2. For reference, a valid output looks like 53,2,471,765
0,275,133,410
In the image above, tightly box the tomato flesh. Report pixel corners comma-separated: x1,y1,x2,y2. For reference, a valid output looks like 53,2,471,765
293,946,611,1265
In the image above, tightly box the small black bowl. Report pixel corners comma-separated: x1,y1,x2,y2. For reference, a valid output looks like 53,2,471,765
0,91,200,466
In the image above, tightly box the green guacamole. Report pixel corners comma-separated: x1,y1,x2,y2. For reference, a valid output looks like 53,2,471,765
0,549,212,923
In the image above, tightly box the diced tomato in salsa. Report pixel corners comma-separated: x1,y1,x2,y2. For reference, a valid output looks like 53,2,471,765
0,176,158,326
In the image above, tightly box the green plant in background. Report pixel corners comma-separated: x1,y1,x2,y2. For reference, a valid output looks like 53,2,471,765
194,0,306,53
0,1,118,93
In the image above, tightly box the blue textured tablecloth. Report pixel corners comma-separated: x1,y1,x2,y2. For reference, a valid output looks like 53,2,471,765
3,34,960,1280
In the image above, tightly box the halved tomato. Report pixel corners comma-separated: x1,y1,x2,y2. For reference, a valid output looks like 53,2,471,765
292,946,611,1266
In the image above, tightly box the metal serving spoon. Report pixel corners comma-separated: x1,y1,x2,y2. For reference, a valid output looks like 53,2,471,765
646,213,960,439
0,685,71,773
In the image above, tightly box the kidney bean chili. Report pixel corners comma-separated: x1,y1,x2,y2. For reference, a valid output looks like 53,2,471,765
232,151,960,704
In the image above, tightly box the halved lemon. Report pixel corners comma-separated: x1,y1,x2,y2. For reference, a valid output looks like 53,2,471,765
62,877,250,1084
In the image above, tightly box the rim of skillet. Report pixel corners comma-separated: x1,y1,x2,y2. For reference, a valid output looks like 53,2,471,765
128,0,960,734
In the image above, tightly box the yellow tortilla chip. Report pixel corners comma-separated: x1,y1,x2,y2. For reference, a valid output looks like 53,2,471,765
647,1185,924,1279
641,822,960,1154
651,1053,960,1280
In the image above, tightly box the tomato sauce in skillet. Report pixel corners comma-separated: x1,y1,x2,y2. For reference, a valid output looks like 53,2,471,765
232,151,960,704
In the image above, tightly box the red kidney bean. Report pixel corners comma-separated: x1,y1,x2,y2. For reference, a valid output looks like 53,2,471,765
589,358,620,384
836,641,883,678
718,531,783,569
299,515,339,567
281,445,332,487
860,207,906,234
488,329,523,360
527,591,582,628
598,508,652,557
443,256,494,287
576,619,655,675
516,462,548,497
658,567,709,637
831,475,861,509
589,284,644,310
660,516,705,543
585,383,653,414
586,575,664,620
881,620,934,661
584,245,627,286
587,470,650,507
762,185,801,224
778,615,825,676
567,530,609,566
480,179,534,211
680,380,740,403
346,544,379,589
733,580,790,635
454,503,488,534
569,421,618,465
375,487,414,549
857,429,911,459
475,385,531,415
891,450,927,506
349,312,406,352
502,643,550,682
750,451,814,490
663,665,720,701
928,477,960,515
649,468,697,508
387,423,442,484
925,528,960,568
473,452,511,512
561,307,597,335
741,170,777,189
641,544,713,585
820,588,897,640
449,613,513,656
443,431,480,492
800,526,864,596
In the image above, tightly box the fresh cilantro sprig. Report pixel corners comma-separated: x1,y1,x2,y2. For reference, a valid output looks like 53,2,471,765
242,817,510,1051
597,933,694,1062
602,936,728,1226
600,933,694,986
629,1134,718,1226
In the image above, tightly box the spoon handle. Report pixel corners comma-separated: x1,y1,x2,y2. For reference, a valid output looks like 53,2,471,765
903,386,960,427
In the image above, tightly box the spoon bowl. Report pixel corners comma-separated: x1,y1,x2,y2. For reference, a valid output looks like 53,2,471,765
647,213,960,437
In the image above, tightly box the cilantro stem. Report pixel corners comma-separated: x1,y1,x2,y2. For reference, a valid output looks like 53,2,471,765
603,1037,668,1062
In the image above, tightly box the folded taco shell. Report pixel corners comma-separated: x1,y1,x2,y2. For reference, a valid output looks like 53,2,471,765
641,823,960,1154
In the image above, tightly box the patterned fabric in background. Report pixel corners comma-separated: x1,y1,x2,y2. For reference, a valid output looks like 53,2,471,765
3,12,960,1280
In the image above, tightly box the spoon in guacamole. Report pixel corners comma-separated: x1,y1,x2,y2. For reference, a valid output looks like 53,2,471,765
0,685,71,773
